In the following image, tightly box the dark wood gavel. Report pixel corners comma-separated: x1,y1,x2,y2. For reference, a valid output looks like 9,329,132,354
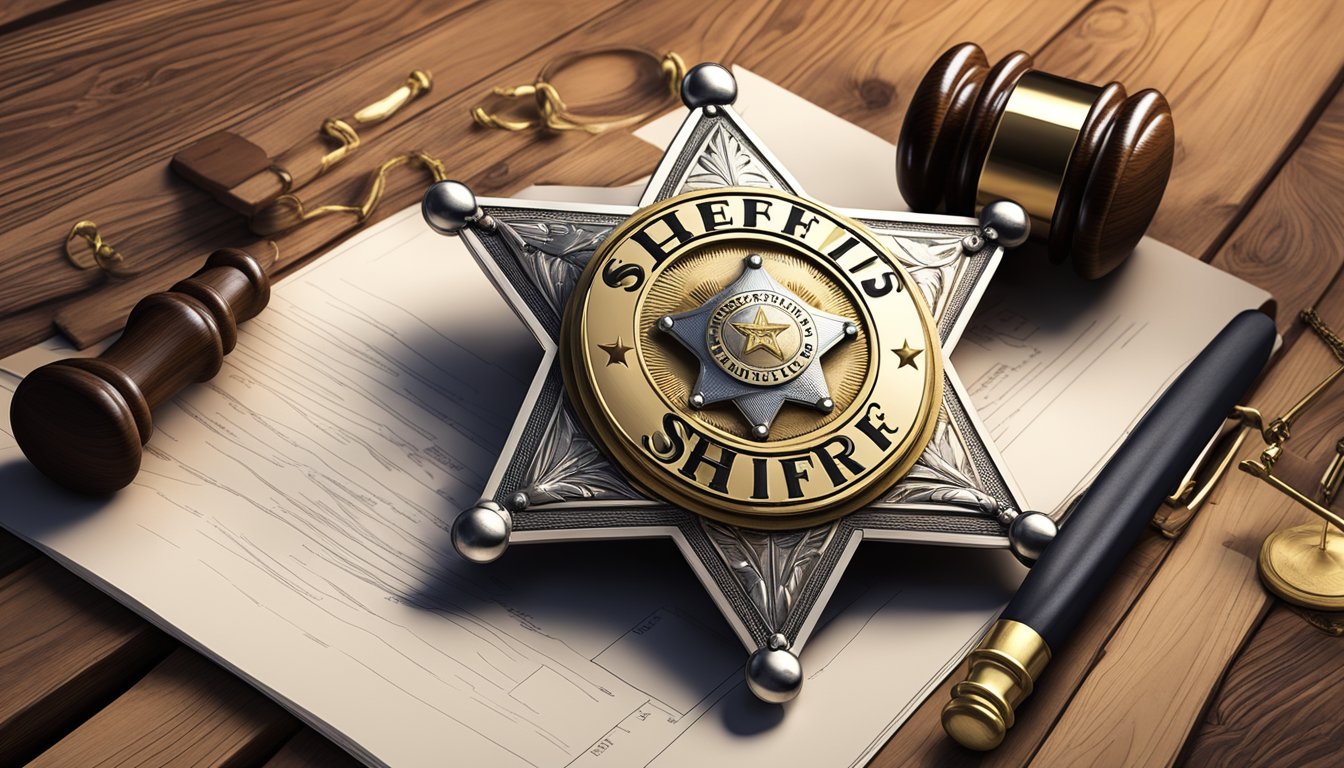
10,249,270,495
898,42,1175,279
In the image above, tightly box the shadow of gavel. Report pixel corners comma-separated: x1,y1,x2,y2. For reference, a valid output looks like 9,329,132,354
10,249,270,495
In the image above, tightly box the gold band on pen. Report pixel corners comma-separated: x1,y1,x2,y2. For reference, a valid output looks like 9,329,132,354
977,72,1099,236
943,619,1052,751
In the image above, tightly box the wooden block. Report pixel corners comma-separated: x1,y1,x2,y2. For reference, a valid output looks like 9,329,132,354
171,132,273,195
0,559,175,766
1179,605,1344,767
263,728,363,768
29,647,298,768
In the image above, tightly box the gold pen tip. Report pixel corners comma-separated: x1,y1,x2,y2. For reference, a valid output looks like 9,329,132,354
941,619,1051,751
942,692,1007,750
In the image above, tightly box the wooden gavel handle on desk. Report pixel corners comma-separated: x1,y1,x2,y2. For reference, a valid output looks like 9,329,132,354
10,248,270,495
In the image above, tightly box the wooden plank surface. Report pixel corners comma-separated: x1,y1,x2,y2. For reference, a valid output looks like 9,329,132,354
0,0,635,354
263,729,362,768
0,0,472,298
47,0,638,347
1035,0,1344,263
1,0,1343,766
0,558,175,765
1211,83,1344,332
28,648,298,767
1178,605,1344,767
29,0,1115,350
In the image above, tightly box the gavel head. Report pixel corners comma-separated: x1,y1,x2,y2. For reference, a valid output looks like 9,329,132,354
897,42,1174,279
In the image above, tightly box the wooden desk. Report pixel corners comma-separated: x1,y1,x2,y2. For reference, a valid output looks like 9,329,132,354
2,0,1342,765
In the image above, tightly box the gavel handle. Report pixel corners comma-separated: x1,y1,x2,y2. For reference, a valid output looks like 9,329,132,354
9,249,271,495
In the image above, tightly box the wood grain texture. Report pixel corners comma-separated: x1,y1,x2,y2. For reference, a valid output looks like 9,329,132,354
1033,0,1344,262
1028,33,1344,765
0,0,101,34
29,647,299,767
0,0,473,222
1178,605,1344,768
878,3,1344,762
263,728,363,768
1211,84,1344,332
0,558,175,766
0,0,471,276
48,0,637,347
0,529,39,577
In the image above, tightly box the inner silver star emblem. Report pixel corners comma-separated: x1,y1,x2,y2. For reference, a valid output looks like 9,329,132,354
423,63,1037,703
658,253,856,438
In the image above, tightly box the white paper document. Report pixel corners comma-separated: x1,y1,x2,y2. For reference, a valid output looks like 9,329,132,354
0,69,1268,768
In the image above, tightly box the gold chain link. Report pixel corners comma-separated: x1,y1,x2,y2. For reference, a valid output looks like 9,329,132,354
252,150,447,236
1301,307,1344,362
473,48,685,134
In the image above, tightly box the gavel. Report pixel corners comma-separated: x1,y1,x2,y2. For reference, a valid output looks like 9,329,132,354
898,42,1175,279
10,249,270,495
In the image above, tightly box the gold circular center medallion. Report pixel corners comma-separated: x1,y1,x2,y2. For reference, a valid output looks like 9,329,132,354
561,187,942,529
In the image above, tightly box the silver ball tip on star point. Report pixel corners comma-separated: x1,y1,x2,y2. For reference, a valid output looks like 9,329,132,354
745,635,803,703
978,200,1031,249
1005,510,1057,566
452,501,513,563
423,180,495,236
681,62,737,110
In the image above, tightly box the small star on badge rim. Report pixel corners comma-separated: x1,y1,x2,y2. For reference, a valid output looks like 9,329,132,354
598,338,633,366
732,307,792,361
894,340,923,369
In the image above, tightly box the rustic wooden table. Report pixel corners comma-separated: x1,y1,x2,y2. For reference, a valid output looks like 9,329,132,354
2,0,1342,765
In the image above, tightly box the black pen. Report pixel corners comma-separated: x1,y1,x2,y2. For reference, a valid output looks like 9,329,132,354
942,308,1277,750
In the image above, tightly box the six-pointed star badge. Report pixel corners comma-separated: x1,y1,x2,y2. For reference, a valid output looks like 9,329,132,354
423,63,1043,703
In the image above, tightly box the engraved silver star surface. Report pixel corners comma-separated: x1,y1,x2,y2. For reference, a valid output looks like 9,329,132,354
658,258,854,434
434,69,1028,695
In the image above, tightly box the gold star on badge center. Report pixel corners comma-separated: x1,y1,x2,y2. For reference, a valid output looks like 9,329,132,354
894,340,923,369
732,307,791,361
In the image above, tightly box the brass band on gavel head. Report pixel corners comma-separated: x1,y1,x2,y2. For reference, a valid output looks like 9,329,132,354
897,43,1174,280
